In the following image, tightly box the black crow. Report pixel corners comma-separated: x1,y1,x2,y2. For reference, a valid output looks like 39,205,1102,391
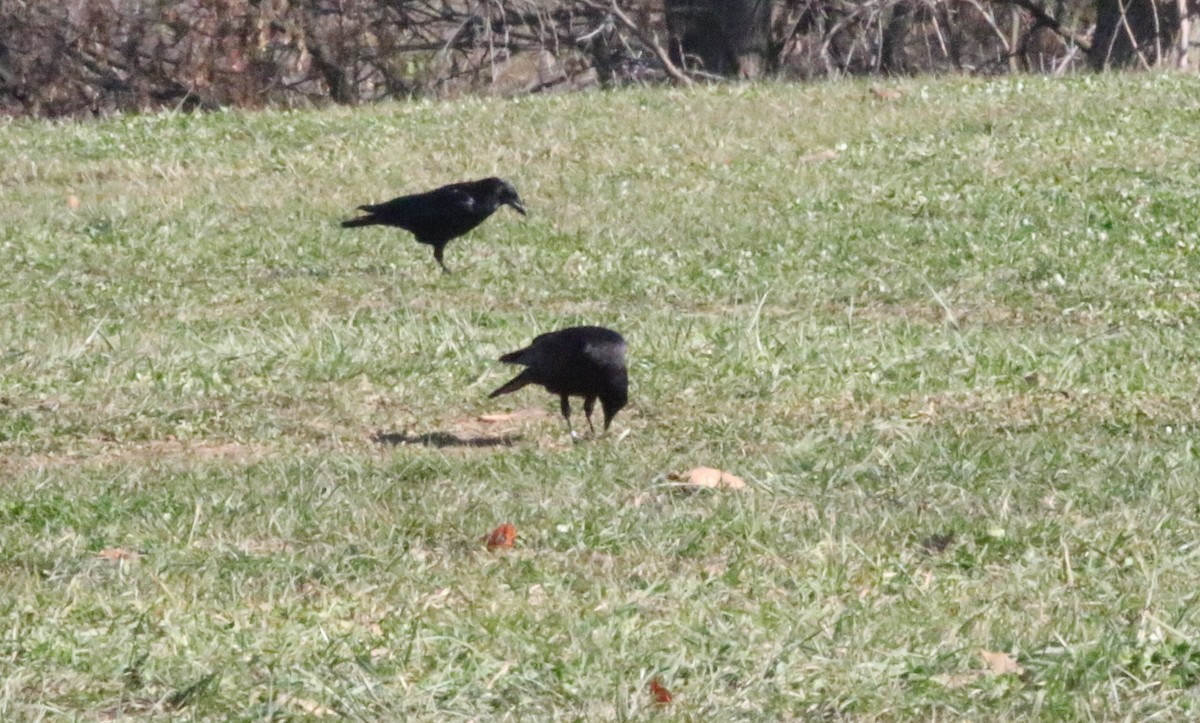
489,326,628,438
341,177,526,273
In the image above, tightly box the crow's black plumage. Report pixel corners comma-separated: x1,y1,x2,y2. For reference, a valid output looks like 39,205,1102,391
489,326,628,438
341,177,526,273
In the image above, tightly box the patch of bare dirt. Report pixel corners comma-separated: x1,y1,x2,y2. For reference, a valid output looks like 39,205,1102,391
371,430,518,449
1,438,269,474
475,408,551,424
370,407,551,452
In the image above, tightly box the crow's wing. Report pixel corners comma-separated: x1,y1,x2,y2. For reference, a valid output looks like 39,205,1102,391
526,330,593,378
361,186,478,239
495,327,627,402
502,328,623,371
362,187,476,217
583,336,626,370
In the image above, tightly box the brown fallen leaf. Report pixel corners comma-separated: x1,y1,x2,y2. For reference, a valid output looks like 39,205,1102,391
668,466,746,491
980,649,1024,676
66,195,81,209
649,677,673,705
484,523,517,550
97,548,140,563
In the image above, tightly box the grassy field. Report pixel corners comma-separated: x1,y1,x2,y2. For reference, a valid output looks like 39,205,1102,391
3,73,1200,719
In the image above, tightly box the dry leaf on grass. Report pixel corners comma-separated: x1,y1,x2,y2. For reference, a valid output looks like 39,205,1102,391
97,548,140,563
649,677,673,705
980,649,1025,676
668,466,746,491
484,523,517,550
933,650,1023,688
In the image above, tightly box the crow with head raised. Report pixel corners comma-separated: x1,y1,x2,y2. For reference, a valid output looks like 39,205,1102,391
489,326,628,439
341,177,526,273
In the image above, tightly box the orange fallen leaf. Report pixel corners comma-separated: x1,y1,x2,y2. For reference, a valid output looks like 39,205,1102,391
649,677,673,705
484,523,517,550
668,466,746,491
980,649,1024,676
97,548,140,562
66,195,81,209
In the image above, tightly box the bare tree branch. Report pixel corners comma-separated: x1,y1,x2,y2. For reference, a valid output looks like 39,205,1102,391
992,0,1094,52
0,0,1102,119
580,0,694,86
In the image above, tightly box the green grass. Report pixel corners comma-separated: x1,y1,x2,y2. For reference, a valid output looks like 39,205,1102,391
3,73,1200,719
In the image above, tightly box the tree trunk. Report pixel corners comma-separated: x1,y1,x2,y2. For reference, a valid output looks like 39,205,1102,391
1090,0,1179,69
665,0,773,77
880,1,914,74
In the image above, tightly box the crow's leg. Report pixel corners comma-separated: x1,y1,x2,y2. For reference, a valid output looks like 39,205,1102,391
583,396,597,436
433,245,450,274
560,395,578,440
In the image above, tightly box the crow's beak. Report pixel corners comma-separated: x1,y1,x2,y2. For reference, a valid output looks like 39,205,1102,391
508,199,527,216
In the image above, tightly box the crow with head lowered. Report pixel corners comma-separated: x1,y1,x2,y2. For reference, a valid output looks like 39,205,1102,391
489,326,628,439
341,177,526,273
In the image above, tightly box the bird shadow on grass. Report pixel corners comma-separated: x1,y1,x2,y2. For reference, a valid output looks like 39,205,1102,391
371,430,519,449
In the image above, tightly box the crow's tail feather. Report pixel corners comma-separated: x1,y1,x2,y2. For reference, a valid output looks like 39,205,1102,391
489,372,530,399
341,215,378,229
498,348,530,364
